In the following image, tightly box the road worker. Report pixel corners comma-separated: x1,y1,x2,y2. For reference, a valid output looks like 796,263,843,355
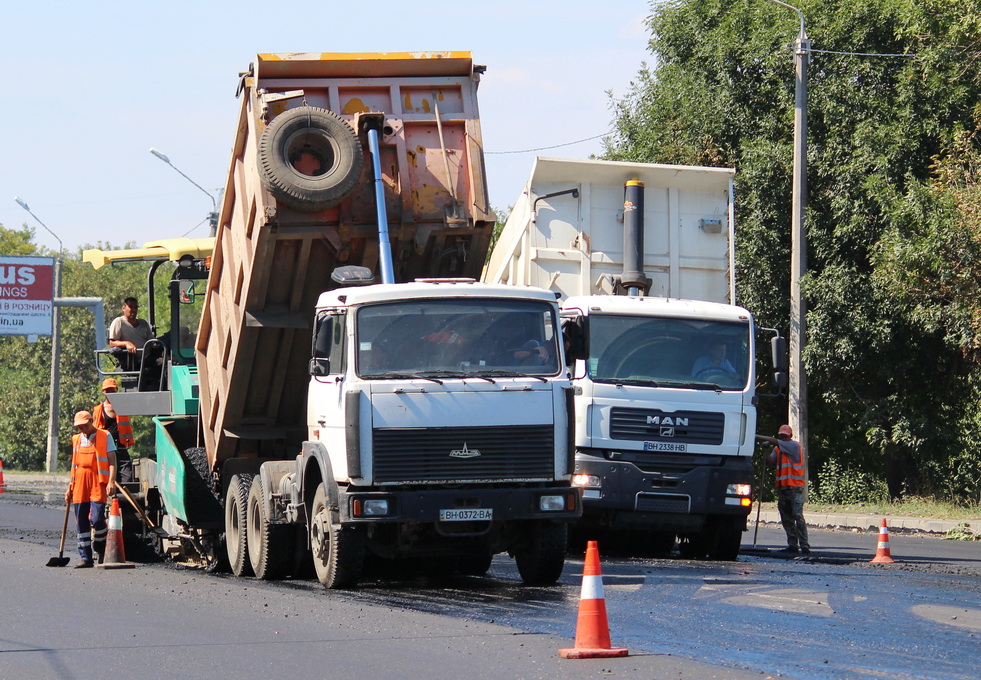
92,377,135,483
64,411,117,568
757,424,810,555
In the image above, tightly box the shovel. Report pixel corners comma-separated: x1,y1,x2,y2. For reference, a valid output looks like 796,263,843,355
46,497,72,567
115,483,170,539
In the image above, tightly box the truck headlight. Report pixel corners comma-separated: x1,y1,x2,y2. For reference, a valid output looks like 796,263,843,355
727,483,752,497
572,474,601,488
539,494,567,512
362,499,390,516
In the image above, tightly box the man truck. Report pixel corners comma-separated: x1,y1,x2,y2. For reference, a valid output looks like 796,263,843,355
483,157,784,560
86,53,579,587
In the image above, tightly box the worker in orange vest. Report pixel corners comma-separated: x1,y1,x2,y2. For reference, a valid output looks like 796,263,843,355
757,424,810,555
93,377,135,483
64,411,117,568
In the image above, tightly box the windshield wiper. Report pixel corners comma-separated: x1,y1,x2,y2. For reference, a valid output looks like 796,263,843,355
369,371,444,385
420,370,496,383
478,369,548,383
612,378,660,388
678,381,723,392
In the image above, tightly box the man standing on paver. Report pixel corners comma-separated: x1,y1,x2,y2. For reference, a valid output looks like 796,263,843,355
757,425,810,555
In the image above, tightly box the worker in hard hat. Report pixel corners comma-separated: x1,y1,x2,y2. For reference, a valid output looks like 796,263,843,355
92,377,135,483
756,424,810,555
64,411,117,568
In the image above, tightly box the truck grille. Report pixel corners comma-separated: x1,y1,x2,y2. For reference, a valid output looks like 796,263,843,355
372,425,554,483
635,493,691,513
610,408,724,445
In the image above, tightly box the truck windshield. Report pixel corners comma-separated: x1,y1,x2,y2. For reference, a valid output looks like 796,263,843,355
586,314,751,391
356,298,561,378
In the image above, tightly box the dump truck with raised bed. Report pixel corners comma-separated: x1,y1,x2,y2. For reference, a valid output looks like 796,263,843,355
483,157,785,560
86,52,579,587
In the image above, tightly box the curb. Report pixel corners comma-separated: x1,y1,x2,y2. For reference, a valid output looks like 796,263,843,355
758,510,981,535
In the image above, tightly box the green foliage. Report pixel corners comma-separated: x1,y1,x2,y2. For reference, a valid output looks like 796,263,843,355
811,458,890,505
944,522,980,541
606,0,981,502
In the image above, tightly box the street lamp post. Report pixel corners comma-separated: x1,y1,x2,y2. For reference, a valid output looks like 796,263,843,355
13,197,63,473
149,148,219,236
768,0,810,462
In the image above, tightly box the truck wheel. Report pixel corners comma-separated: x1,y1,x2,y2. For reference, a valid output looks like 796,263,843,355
514,521,567,585
706,517,743,561
258,106,364,212
310,482,365,589
225,473,255,577
457,551,493,576
246,479,291,580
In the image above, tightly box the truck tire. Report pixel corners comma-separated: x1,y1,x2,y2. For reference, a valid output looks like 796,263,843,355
706,516,743,561
513,521,567,585
258,106,364,212
225,473,255,577
310,482,365,589
246,479,291,580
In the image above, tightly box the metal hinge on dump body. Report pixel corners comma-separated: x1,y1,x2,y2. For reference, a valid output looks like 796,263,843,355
258,90,307,123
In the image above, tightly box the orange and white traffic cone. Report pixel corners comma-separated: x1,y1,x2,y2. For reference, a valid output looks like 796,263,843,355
870,518,895,564
97,497,135,570
559,541,629,659
0,459,6,494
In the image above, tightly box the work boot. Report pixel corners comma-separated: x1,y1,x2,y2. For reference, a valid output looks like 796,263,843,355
74,560,94,569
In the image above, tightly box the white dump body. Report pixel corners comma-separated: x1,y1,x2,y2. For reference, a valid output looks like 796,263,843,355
483,157,735,304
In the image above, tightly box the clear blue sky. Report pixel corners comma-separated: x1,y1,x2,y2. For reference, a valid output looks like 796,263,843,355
1,1,652,253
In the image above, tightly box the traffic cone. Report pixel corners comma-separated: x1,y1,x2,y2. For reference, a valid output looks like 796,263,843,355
559,541,629,659
870,518,895,564
0,459,6,494
97,497,135,569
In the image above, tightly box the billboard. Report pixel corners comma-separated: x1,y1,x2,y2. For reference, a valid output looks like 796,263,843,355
0,256,55,337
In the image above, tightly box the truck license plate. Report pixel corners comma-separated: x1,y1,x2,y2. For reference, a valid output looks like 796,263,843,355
644,441,687,453
439,508,493,522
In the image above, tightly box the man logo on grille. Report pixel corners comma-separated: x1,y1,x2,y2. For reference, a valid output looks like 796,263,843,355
450,443,481,459
660,427,675,438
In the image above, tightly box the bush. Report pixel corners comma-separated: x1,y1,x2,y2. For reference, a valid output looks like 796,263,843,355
811,458,890,505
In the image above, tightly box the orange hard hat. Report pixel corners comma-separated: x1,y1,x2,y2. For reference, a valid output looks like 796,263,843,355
101,377,118,391
73,410,93,427
778,424,793,437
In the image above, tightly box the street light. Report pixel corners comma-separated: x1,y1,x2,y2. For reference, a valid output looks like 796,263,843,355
767,0,810,475
13,196,63,474
149,148,219,236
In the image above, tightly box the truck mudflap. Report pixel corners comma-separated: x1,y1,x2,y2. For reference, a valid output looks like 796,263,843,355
574,450,752,530
336,486,581,526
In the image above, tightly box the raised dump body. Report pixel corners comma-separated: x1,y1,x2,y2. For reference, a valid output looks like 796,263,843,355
483,156,735,302
199,52,495,468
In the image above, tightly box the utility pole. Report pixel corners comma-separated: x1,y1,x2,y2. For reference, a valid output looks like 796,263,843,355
14,197,64,473
768,0,809,465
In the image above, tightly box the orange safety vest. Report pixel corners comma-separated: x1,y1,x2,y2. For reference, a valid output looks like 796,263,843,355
93,402,135,448
70,429,112,503
774,439,806,488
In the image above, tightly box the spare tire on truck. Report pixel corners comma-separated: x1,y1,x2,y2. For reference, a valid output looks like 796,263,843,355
258,106,364,211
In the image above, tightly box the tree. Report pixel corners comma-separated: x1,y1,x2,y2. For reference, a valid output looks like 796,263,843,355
605,0,981,500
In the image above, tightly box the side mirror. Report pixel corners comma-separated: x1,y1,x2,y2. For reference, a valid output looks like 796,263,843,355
772,370,788,392
561,318,586,363
309,357,330,376
771,336,788,373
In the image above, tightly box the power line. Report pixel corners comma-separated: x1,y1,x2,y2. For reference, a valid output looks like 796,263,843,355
486,132,611,155
812,48,916,58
